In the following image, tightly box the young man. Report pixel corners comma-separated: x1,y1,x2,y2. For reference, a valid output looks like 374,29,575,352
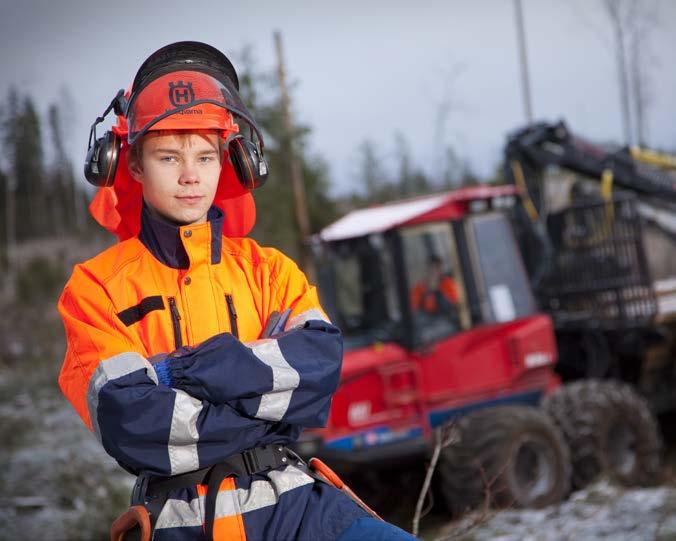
58,42,417,540
410,255,459,314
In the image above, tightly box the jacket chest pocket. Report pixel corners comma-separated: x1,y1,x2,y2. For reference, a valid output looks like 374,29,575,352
225,293,239,339
115,296,177,354
168,297,183,348
164,294,240,350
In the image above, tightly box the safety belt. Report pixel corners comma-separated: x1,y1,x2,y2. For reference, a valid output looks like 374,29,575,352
113,444,297,541
112,444,382,541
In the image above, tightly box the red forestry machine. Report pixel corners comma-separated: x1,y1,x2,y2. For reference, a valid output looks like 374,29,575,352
293,121,675,516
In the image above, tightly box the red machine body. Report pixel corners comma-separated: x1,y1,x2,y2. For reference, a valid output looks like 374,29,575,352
299,186,561,464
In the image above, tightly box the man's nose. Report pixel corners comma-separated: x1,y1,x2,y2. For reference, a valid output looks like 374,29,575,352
178,163,199,184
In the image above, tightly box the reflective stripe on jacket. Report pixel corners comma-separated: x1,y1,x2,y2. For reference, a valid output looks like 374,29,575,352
58,205,367,540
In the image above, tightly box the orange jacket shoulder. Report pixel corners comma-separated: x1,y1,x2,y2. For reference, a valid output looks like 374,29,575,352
74,237,147,286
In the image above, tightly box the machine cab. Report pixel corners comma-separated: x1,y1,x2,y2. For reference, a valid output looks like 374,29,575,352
317,186,539,349
304,186,558,462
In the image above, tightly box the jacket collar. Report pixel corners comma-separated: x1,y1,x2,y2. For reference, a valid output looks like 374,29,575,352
138,204,224,269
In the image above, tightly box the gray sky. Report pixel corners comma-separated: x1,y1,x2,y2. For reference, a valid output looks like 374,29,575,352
2,0,675,196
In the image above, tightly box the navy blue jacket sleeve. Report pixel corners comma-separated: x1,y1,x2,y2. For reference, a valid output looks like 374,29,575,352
161,318,342,428
92,355,299,476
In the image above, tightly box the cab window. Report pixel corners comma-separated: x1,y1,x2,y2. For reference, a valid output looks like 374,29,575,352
317,235,401,350
400,222,469,343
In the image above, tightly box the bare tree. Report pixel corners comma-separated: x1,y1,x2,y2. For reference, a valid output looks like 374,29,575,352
55,86,87,231
600,0,660,147
626,1,660,146
274,31,315,279
514,0,534,123
359,140,388,202
602,0,634,145
426,63,466,183
1,89,20,297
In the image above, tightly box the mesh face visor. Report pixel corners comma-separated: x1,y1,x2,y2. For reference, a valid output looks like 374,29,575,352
126,69,264,148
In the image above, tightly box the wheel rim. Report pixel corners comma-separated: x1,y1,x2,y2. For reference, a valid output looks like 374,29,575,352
607,421,637,477
511,434,556,502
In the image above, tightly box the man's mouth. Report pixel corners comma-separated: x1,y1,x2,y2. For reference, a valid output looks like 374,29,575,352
176,195,204,203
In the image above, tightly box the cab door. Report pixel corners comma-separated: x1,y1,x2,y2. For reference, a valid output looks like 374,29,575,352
401,214,539,408
463,212,538,325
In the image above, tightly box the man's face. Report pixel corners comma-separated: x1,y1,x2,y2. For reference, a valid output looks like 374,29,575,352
130,131,222,225
427,261,443,287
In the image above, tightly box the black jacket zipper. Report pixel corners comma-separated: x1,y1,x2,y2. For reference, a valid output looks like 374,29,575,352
225,294,239,339
168,297,183,349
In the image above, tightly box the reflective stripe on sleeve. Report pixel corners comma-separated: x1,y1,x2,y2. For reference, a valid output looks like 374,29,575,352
284,308,330,331
249,339,300,421
86,352,156,443
168,389,203,475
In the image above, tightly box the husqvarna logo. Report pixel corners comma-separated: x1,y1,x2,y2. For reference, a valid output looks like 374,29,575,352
169,81,195,107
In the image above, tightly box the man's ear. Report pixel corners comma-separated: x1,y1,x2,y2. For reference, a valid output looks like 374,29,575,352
127,155,144,184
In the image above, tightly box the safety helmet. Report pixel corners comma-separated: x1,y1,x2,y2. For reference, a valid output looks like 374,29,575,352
85,41,266,240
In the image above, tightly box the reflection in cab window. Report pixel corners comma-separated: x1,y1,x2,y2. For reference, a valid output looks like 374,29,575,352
334,254,362,330
402,223,465,343
317,236,401,351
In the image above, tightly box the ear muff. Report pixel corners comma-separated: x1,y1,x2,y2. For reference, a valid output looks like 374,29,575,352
84,130,121,187
84,89,126,187
228,135,269,190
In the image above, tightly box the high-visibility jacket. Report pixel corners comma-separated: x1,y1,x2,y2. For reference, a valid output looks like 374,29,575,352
410,276,459,314
58,205,368,540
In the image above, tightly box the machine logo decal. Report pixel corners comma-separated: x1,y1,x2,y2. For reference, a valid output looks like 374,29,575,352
348,401,372,425
524,352,552,368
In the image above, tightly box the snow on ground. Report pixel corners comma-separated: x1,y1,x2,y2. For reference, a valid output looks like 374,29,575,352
424,481,676,541
4,376,676,541
3,326,676,541
0,363,134,541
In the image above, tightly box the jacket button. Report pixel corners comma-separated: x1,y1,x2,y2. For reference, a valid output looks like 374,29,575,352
183,230,192,238
184,276,191,285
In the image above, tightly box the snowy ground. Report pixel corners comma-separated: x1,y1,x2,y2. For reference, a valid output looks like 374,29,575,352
2,304,676,541
424,482,676,541
0,367,134,541
0,303,135,541
3,369,676,541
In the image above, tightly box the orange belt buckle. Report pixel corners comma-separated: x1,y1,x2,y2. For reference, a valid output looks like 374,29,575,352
110,504,152,541
308,457,383,521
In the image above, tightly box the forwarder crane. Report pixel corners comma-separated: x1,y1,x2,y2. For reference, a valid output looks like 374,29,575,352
505,120,676,210
505,121,676,287
504,121,676,488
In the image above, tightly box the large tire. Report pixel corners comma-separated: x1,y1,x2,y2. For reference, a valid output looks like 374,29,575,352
437,405,571,516
542,380,662,489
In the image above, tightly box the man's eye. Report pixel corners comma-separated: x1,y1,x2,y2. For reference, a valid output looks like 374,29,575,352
160,156,178,163
199,156,215,163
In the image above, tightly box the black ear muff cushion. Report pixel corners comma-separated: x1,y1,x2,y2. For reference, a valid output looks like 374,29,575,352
85,131,120,187
85,144,98,185
102,132,121,187
230,137,257,190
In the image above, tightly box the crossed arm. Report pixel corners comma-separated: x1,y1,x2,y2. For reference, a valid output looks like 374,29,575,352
58,268,341,476
154,316,340,427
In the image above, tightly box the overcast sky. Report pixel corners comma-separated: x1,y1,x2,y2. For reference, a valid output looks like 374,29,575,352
1,0,675,196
